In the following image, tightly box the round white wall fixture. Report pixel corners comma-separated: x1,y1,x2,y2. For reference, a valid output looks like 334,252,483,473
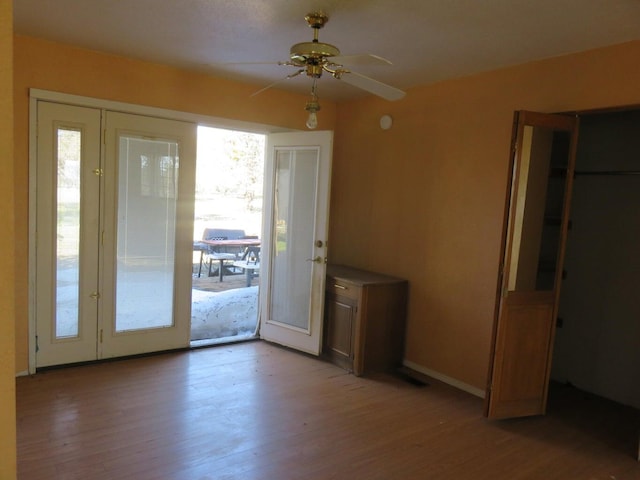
379,115,393,130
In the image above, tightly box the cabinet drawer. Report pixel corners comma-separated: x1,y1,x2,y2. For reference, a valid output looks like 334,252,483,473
326,277,360,300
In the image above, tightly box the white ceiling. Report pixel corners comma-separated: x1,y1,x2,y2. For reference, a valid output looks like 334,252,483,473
13,0,640,102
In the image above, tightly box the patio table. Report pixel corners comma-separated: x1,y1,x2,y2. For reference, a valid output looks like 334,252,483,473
199,238,261,281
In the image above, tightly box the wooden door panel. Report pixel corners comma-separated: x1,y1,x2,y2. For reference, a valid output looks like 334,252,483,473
487,294,555,418
324,293,356,365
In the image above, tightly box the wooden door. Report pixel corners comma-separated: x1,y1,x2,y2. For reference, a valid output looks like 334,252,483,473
485,111,579,419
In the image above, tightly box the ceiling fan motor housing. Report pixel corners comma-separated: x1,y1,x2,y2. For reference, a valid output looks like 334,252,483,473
289,12,340,77
290,42,340,64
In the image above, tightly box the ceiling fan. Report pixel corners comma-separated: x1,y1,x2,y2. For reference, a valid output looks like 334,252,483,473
247,12,406,128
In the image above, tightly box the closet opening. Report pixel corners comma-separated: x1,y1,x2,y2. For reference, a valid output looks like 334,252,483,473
549,108,640,456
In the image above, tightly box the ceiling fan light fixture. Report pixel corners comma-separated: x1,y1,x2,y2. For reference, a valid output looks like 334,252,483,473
305,98,321,129
306,110,318,130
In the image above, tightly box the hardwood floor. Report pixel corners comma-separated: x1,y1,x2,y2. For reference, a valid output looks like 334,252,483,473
17,342,640,479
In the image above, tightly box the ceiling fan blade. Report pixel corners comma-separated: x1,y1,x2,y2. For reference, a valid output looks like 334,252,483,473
216,61,280,66
337,71,406,101
214,60,294,67
330,54,392,66
250,69,305,97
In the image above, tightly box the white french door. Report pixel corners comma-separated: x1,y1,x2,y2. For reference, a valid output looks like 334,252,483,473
35,102,102,366
34,101,196,367
259,131,333,355
100,111,196,359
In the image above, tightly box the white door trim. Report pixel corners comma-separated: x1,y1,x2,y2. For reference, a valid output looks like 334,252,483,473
29,89,289,134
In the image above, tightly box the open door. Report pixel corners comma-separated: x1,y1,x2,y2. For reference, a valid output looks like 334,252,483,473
259,131,333,355
485,111,579,419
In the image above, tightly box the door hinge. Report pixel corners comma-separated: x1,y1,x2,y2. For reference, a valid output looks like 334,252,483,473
92,168,104,177
100,329,103,343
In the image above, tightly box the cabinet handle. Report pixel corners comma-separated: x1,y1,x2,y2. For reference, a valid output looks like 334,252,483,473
333,284,347,290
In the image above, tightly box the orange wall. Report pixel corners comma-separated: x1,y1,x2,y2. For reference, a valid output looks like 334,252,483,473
329,41,640,391
12,34,640,395
1,4,16,479
12,35,337,374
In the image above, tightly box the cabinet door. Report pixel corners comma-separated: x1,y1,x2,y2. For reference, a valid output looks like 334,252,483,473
324,292,357,371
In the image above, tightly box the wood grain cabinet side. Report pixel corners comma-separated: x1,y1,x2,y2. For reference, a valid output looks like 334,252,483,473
323,265,408,376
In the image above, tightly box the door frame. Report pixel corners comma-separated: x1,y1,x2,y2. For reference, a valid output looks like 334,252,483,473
28,88,293,373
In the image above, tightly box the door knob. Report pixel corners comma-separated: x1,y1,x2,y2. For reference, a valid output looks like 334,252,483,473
306,256,323,263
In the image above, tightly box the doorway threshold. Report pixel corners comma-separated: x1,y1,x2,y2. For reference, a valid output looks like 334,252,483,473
190,333,260,350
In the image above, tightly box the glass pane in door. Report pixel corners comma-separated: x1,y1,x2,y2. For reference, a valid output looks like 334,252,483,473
507,126,571,292
269,148,319,331
115,136,179,332
55,128,82,338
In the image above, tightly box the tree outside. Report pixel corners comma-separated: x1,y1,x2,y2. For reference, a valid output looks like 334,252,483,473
194,126,266,240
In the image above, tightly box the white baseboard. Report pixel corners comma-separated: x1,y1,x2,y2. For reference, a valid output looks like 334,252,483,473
403,360,486,399
16,370,29,378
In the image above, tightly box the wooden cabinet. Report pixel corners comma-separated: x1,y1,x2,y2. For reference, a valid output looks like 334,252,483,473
323,265,408,376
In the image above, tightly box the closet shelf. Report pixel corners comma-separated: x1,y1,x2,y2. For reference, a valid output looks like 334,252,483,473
574,170,640,176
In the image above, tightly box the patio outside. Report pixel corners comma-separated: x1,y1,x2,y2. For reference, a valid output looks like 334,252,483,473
189,126,266,345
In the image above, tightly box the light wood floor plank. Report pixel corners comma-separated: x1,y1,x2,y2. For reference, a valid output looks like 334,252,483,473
17,341,639,479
